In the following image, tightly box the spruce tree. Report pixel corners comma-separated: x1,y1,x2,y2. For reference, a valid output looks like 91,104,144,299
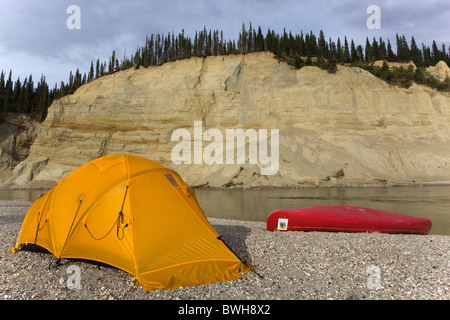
328,37,336,60
100,63,105,76
372,37,380,60
396,34,410,62
26,75,34,114
380,60,390,80
109,50,116,73
305,52,313,66
74,69,81,89
343,37,350,62
3,70,13,113
378,37,387,60
0,71,5,94
336,38,343,62
308,31,318,56
365,38,373,62
95,59,100,78
193,31,198,57
206,29,212,56
299,31,306,56
356,45,364,61
0,70,5,111
68,71,73,92
256,26,264,51
431,40,440,65
88,61,94,82
318,30,327,58
442,44,448,65
421,44,430,67
410,37,423,66
239,23,248,54
12,77,21,112
38,75,49,121
327,54,338,73
350,40,358,62
294,55,303,69
20,77,30,113
248,22,253,53
387,39,396,61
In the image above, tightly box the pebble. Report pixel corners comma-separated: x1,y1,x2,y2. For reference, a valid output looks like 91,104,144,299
1,200,449,300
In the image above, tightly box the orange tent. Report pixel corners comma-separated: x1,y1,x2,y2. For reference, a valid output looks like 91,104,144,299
12,154,254,290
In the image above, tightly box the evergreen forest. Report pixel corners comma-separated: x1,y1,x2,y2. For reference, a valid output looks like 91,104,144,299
1,23,449,122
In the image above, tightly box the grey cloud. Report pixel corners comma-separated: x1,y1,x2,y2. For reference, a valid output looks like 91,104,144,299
0,0,448,87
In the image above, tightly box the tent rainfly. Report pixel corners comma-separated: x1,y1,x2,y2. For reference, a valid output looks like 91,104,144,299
12,154,254,290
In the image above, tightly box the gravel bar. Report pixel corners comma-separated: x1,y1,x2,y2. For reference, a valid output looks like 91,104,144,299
1,200,448,300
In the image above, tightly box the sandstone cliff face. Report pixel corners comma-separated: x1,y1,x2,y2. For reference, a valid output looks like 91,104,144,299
3,52,450,189
0,114,38,183
427,61,450,81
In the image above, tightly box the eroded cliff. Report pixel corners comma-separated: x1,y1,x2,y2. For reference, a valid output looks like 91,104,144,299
3,52,450,189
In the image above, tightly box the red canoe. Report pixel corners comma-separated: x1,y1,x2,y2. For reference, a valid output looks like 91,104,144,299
266,206,432,234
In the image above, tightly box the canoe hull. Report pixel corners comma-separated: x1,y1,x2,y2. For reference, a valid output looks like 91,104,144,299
266,206,432,234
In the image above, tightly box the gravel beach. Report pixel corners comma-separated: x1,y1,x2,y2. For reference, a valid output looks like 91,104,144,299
1,200,449,301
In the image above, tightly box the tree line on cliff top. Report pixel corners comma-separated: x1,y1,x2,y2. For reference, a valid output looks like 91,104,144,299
1,23,449,122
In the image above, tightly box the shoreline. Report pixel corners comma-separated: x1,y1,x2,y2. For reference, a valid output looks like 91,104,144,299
3,178,450,192
1,200,449,300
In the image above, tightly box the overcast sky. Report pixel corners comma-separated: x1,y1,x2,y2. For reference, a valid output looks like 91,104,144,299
1,0,449,87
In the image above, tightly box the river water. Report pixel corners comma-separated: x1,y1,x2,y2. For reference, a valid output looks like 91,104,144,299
1,185,449,235
195,186,450,236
